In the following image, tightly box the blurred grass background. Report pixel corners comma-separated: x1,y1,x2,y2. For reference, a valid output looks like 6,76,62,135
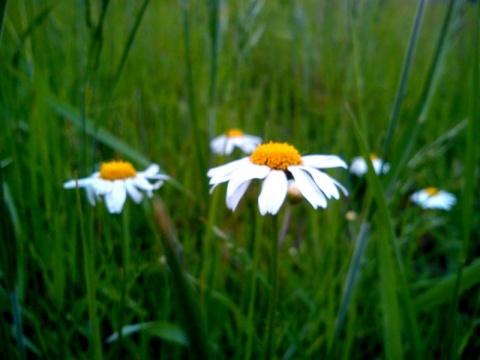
1,0,479,359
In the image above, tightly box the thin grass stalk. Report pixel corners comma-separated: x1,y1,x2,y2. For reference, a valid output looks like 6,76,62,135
377,224,402,360
180,0,206,185
347,104,422,359
330,202,371,355
116,206,131,355
153,198,213,359
441,2,480,358
381,0,426,164
0,0,7,43
387,0,457,193
264,215,279,360
244,206,264,360
207,0,220,152
75,185,103,360
199,184,221,317
9,291,26,360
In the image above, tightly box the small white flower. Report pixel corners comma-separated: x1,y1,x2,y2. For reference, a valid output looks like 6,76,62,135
410,187,456,211
350,154,389,176
207,142,348,215
63,161,169,214
210,129,262,155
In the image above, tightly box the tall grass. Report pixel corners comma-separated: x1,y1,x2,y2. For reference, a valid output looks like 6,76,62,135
1,0,479,359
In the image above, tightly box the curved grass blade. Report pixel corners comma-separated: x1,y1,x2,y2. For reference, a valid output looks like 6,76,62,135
105,321,188,346
414,258,480,311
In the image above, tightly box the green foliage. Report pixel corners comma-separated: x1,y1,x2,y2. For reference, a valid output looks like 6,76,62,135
1,0,479,358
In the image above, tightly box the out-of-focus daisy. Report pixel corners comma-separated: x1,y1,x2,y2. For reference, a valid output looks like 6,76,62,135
207,142,348,215
64,161,169,214
350,154,389,176
410,187,456,210
210,129,262,155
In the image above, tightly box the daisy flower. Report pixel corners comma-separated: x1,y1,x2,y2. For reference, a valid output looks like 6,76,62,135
207,142,348,215
410,187,456,211
210,129,262,155
350,154,390,176
63,161,169,214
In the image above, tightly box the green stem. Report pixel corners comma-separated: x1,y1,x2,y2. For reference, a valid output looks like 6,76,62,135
116,206,130,354
265,215,279,359
76,188,103,360
244,207,264,360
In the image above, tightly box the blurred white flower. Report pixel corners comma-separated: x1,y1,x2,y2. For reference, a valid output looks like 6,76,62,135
64,161,169,214
207,142,348,215
410,187,456,211
210,129,262,155
350,154,389,176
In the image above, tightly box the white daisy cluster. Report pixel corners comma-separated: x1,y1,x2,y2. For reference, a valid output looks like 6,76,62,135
63,161,169,214
207,142,348,215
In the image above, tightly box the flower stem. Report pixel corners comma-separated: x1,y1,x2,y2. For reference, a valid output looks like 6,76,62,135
116,206,130,354
76,188,103,360
265,215,279,359
244,207,264,360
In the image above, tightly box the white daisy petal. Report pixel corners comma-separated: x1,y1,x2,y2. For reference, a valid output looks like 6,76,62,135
298,166,341,199
289,167,327,209
133,175,156,192
258,170,288,215
90,179,114,195
226,180,252,211
226,163,270,196
302,155,348,169
139,164,160,177
210,135,228,154
63,177,96,189
208,157,250,179
105,181,127,214
86,186,97,206
125,179,143,204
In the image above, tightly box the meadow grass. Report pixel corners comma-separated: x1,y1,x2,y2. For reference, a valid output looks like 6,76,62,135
1,0,480,359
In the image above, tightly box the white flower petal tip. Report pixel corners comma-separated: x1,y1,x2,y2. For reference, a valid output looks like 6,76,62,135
210,129,262,156
350,155,390,177
410,188,456,211
207,142,348,216
64,161,170,214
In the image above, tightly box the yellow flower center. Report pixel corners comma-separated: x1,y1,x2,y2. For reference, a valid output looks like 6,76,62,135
226,129,245,137
99,161,137,180
369,154,378,160
425,187,439,196
250,142,303,170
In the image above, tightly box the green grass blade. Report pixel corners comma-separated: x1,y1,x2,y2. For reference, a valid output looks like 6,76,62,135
414,259,480,311
48,96,151,166
0,0,7,43
381,0,426,162
387,0,457,192
105,321,188,346
153,198,213,359
441,2,480,357
331,212,370,352
348,105,422,359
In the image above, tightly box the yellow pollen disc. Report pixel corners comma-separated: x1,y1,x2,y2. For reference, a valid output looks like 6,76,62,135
250,142,303,170
226,129,245,137
369,153,378,160
425,187,439,196
99,161,137,180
